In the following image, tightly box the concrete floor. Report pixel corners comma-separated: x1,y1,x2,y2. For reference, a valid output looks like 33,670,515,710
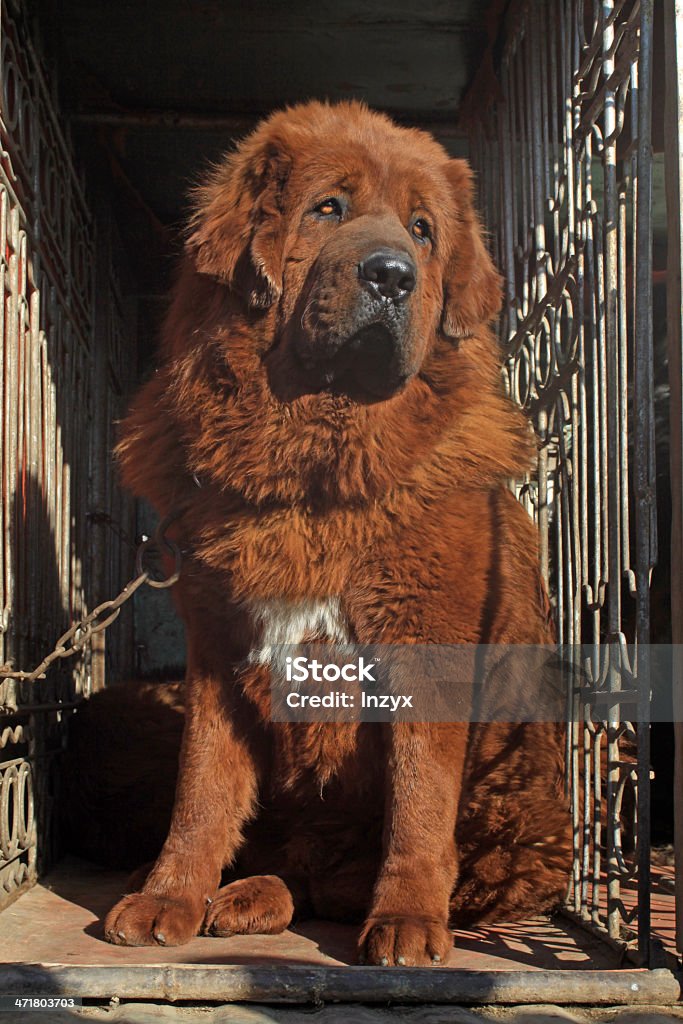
1,859,682,1022
1,858,617,972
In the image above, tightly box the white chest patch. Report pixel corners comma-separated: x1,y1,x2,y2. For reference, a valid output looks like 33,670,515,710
246,596,351,681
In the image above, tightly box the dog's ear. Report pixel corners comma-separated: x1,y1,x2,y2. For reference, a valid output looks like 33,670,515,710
441,159,502,339
186,137,292,309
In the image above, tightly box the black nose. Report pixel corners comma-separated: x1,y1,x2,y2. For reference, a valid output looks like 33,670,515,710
358,250,416,301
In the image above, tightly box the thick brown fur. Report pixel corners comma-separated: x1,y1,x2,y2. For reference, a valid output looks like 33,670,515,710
104,100,571,964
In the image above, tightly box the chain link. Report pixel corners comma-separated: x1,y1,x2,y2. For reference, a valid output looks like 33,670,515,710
0,512,182,682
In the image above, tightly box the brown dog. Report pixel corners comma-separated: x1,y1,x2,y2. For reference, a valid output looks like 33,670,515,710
105,100,571,965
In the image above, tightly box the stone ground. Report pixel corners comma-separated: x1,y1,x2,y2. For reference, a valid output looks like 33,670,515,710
4,1003,683,1024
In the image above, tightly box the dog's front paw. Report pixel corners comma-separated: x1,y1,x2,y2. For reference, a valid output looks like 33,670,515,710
203,874,294,937
359,914,453,966
104,892,204,947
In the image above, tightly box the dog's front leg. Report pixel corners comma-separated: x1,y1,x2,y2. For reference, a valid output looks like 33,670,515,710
359,721,467,966
104,661,257,947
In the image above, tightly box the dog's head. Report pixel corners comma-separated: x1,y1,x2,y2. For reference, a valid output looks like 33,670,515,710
187,101,502,403
122,102,532,510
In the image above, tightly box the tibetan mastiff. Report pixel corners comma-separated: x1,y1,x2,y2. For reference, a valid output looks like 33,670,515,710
104,100,571,965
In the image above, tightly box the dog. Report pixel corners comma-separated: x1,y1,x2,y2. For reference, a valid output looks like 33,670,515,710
104,100,571,965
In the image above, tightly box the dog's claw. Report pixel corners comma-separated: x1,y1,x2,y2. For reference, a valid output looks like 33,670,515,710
155,932,166,945
116,931,126,941
360,915,452,969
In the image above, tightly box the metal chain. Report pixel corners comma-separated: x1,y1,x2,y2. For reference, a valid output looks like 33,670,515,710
0,513,182,682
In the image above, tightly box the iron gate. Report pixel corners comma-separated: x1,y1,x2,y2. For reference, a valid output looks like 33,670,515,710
466,0,656,963
0,0,136,911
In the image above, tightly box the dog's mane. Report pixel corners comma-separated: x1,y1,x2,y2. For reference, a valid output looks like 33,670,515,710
118,282,533,514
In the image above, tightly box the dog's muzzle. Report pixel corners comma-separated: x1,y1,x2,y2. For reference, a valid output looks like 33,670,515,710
296,248,417,400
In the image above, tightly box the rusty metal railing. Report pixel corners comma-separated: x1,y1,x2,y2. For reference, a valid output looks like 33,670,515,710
466,0,655,963
0,0,136,910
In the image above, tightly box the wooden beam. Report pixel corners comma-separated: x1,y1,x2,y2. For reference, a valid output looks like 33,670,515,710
70,109,468,141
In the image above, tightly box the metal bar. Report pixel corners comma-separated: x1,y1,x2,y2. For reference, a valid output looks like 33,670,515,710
663,0,683,958
634,0,654,965
602,0,624,945
0,964,679,1006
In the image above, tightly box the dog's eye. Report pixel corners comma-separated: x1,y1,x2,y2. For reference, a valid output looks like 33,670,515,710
411,218,432,243
313,197,344,219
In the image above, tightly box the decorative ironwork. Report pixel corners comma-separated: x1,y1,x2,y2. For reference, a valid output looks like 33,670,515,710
467,0,655,962
0,1,136,910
